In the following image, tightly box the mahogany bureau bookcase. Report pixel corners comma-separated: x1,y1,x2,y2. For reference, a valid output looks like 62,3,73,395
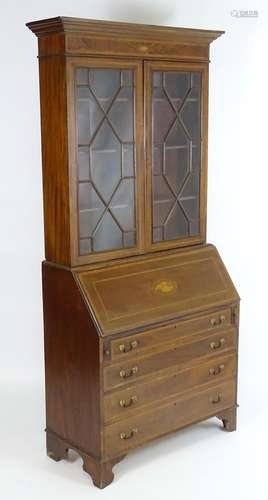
27,16,240,489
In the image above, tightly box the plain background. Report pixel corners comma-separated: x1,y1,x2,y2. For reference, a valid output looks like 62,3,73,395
1,1,267,498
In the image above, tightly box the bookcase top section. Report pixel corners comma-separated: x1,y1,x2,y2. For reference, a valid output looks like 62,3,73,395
26,16,224,45
75,245,239,337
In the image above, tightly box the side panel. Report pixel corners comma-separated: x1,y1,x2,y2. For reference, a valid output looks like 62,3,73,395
38,53,71,266
42,263,101,458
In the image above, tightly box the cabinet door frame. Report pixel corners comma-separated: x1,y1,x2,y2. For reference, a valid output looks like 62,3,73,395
67,57,145,266
144,60,208,252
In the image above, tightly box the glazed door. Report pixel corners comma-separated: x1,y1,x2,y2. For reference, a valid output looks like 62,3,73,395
145,61,208,251
68,59,144,265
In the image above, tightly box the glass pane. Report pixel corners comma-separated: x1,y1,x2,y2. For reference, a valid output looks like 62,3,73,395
153,72,162,88
153,176,174,226
153,146,162,175
152,88,175,144
124,231,136,248
190,220,200,235
76,68,89,85
89,69,120,111
79,184,105,237
91,122,121,203
122,144,134,177
179,144,200,223
80,238,92,255
121,70,133,86
78,147,90,181
164,72,191,109
110,179,135,231
75,67,137,255
108,87,134,142
76,87,103,144
93,212,122,252
180,87,201,140
153,227,163,242
165,204,188,240
165,120,188,148
164,146,189,194
151,70,202,243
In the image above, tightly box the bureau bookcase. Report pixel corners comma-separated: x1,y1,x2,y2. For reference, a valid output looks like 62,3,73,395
27,17,240,488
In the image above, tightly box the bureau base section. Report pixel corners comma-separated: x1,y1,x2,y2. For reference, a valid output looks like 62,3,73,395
46,392,237,489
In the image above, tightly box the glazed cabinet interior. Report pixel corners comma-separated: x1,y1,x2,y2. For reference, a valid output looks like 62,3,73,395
69,58,207,265
27,17,239,490
69,58,144,263
70,58,207,265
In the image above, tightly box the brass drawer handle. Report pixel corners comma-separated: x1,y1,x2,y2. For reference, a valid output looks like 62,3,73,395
210,338,225,350
211,393,222,404
210,315,226,326
119,340,139,353
120,428,138,440
119,396,138,408
209,364,225,376
120,366,138,378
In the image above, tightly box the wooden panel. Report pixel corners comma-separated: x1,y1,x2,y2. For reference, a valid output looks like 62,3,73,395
42,263,101,458
104,352,236,423
76,245,239,336
65,35,209,61
103,328,236,391
38,32,65,55
38,55,71,265
110,307,232,360
104,380,236,458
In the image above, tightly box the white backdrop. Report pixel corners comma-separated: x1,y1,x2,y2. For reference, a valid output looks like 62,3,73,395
1,1,267,499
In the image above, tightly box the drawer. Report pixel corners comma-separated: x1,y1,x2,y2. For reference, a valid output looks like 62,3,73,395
104,327,236,391
110,307,232,360
103,352,236,423
104,379,236,458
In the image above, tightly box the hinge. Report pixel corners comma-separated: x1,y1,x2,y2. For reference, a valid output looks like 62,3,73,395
103,340,111,361
231,306,239,326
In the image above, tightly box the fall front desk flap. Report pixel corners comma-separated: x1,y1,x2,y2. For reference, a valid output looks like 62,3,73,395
76,245,239,337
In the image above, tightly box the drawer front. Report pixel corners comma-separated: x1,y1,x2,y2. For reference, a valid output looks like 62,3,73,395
110,308,232,360
104,352,236,423
104,380,236,458
104,328,236,391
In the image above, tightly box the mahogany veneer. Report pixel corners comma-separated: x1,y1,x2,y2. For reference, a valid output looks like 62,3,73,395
27,16,239,488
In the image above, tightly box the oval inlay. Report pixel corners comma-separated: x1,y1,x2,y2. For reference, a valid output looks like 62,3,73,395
152,279,178,295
